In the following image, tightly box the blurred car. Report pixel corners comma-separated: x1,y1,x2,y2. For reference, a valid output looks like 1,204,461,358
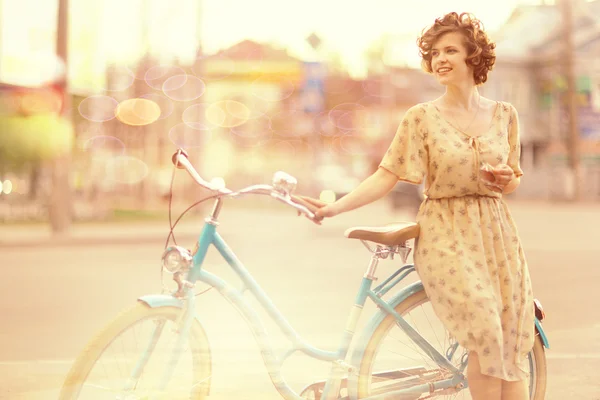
389,181,425,215
315,163,362,200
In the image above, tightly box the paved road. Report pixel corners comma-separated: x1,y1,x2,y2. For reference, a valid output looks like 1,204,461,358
1,199,599,399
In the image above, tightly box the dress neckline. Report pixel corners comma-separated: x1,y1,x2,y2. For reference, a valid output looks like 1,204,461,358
428,100,501,139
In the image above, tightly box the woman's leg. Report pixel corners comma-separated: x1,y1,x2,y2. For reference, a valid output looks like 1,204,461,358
467,352,502,400
501,379,529,400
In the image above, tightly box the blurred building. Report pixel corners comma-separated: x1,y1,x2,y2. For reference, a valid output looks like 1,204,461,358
484,0,600,200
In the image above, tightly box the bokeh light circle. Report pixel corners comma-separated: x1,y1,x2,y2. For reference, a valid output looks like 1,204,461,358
328,103,366,131
139,93,174,120
241,96,273,119
205,100,251,128
2,180,13,195
316,112,337,137
319,190,336,203
144,65,186,91
115,98,161,126
162,74,206,102
78,95,118,122
182,103,216,129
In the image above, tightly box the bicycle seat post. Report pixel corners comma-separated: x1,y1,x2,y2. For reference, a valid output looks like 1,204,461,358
362,241,394,281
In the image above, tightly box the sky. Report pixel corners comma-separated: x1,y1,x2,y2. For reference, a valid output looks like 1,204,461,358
0,0,550,88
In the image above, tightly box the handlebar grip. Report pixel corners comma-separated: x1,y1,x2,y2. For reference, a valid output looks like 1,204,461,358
291,195,326,216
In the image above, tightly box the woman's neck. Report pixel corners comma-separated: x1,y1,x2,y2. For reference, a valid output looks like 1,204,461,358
443,83,479,111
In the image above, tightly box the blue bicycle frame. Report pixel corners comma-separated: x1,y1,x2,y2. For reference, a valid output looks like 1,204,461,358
140,198,471,400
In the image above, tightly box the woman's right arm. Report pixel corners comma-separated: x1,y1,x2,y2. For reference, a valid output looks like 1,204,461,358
315,167,399,218
310,105,428,219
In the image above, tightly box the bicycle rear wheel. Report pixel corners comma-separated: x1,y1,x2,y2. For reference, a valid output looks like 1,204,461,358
357,289,547,399
59,302,211,400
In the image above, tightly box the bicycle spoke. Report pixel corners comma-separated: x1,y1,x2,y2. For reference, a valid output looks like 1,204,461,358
421,304,445,358
359,290,543,400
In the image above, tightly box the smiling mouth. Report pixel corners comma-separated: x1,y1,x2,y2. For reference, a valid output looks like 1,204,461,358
437,68,452,74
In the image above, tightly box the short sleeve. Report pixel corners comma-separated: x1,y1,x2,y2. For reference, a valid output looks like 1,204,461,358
507,103,524,178
379,105,428,184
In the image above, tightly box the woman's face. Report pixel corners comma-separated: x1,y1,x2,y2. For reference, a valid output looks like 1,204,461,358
430,31,473,86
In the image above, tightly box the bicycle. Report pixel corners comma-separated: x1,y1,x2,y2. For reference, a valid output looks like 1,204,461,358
59,148,549,399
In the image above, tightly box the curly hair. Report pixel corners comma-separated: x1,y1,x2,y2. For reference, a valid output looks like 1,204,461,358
417,12,496,85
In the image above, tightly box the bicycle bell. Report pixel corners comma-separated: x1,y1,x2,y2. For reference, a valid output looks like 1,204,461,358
272,171,297,196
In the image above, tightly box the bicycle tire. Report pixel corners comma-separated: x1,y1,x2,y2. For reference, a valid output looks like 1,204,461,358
59,302,211,400
356,288,547,399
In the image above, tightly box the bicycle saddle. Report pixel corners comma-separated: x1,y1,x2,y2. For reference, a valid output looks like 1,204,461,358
344,222,420,246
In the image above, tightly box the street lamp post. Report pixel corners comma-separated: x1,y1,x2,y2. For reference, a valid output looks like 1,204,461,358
48,0,73,234
560,0,582,201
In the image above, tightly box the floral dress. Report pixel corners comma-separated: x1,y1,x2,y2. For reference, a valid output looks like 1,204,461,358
379,101,535,381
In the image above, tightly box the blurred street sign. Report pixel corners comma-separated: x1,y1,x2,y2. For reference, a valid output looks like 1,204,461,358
301,61,326,113
306,32,322,50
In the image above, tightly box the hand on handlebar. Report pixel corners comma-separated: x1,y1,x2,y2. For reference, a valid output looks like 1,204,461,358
294,196,341,220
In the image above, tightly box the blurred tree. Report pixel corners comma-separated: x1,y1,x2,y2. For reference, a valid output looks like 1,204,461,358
0,114,73,170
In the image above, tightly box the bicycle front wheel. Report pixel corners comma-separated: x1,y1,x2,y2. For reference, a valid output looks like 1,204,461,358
60,302,211,400
357,289,547,399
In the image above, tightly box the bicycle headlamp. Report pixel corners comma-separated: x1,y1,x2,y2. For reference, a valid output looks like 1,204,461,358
161,246,193,274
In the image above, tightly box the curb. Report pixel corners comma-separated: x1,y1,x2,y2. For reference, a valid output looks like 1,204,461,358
0,233,201,249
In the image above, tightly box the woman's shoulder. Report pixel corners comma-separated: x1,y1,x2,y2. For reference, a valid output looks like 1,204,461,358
403,102,436,118
484,98,517,115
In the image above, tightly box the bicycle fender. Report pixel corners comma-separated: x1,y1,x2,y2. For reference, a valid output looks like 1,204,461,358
534,318,550,349
136,295,210,339
138,294,184,309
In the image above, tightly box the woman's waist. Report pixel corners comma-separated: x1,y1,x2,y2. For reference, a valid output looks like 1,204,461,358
423,193,501,202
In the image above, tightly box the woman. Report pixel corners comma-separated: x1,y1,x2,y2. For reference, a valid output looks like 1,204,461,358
306,12,535,400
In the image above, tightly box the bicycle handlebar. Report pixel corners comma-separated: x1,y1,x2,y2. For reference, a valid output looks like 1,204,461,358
172,150,232,194
171,150,323,224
